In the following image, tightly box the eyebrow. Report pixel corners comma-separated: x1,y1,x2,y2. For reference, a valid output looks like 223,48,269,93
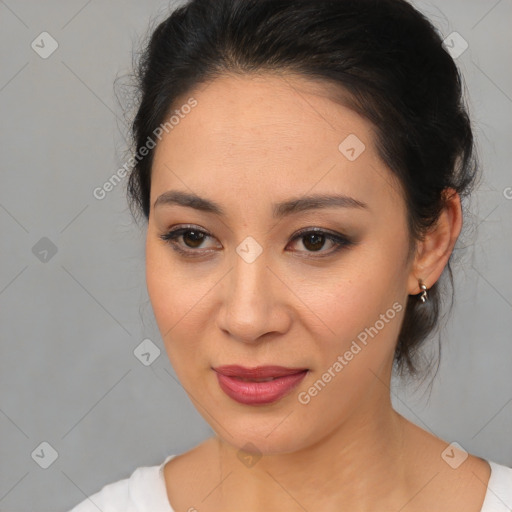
154,190,369,218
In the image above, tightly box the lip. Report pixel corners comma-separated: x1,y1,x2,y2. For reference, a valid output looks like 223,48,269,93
213,365,309,405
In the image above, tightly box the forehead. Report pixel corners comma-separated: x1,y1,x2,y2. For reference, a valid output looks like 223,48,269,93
158,72,369,152
150,73,403,215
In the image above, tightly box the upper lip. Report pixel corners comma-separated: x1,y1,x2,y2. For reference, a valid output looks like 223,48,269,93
213,365,308,379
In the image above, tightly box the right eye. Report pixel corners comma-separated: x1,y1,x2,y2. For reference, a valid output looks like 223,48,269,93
158,225,221,256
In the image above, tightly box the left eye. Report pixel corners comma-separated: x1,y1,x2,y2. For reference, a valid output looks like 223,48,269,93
158,226,353,257
288,229,351,254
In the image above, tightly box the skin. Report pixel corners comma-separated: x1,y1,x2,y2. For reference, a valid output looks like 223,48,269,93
145,73,490,511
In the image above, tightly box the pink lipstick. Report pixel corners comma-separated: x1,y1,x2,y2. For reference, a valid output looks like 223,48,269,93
213,365,308,405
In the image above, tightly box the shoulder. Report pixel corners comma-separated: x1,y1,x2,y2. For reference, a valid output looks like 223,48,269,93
480,461,512,511
68,455,176,512
400,422,507,510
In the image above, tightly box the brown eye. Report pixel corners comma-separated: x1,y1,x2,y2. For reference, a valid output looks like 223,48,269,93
182,230,206,248
302,232,327,252
158,226,219,256
287,228,353,257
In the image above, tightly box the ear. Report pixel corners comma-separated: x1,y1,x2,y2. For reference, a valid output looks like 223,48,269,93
407,188,463,295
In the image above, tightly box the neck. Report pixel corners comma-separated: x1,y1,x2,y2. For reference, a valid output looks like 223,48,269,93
210,397,412,511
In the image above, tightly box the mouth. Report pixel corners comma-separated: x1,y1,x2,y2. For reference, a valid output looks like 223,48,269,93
213,365,309,379
212,365,309,405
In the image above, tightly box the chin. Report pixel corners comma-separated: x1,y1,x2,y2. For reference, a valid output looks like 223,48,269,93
207,411,320,458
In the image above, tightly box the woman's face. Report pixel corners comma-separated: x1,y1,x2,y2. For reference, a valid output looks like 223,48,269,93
146,73,415,455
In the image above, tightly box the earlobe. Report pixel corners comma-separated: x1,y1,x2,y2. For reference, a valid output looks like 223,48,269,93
407,188,462,295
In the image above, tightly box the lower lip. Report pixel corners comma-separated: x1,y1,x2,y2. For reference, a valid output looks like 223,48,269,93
215,370,308,405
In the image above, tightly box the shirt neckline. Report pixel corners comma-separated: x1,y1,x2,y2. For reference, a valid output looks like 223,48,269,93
156,455,506,511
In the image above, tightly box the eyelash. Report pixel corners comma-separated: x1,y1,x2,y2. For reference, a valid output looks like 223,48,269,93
158,225,355,259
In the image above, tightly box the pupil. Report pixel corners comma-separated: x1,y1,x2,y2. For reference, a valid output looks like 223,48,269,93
184,230,204,248
304,233,324,251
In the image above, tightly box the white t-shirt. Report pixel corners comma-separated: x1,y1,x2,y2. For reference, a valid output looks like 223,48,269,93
69,455,512,512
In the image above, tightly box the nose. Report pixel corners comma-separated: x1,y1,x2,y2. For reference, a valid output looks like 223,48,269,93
215,249,292,344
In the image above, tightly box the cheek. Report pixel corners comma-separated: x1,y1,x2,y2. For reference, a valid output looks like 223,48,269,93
145,238,216,371
145,241,173,326
294,275,405,415
294,239,407,367
145,239,189,343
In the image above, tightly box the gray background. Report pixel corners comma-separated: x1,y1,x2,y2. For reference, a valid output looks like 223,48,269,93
0,0,510,510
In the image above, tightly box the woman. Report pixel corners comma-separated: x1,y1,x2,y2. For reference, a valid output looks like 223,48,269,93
70,0,512,510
